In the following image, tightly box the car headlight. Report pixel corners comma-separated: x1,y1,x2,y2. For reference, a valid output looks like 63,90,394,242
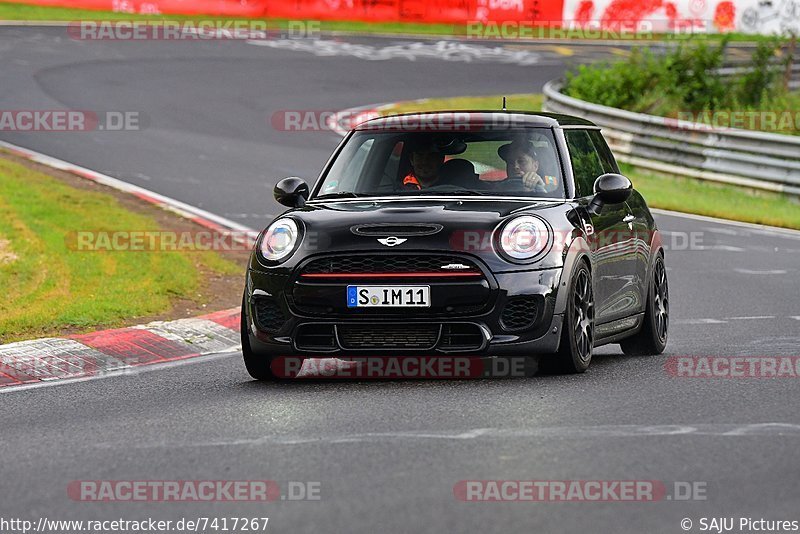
259,218,300,262
497,215,551,261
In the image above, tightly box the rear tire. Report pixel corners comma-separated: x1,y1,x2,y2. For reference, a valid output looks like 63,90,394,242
544,260,594,374
620,254,669,356
241,294,280,381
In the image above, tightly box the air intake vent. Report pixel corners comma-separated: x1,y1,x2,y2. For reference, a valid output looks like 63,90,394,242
350,224,443,237
440,324,485,351
253,298,286,333
500,297,540,331
295,324,337,351
337,324,440,350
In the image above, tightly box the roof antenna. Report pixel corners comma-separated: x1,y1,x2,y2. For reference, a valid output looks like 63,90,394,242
502,96,507,111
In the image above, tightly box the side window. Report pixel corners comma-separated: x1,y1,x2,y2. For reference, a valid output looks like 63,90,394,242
319,137,374,195
588,130,619,174
564,129,605,198
374,141,404,192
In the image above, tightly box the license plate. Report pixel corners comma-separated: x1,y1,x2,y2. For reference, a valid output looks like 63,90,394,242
347,286,430,308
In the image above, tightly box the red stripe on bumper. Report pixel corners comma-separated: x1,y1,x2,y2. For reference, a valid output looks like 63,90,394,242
301,272,481,279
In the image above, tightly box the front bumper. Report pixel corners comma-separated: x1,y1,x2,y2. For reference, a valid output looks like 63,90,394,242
244,264,565,358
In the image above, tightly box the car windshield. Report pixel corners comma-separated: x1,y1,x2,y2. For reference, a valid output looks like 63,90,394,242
313,128,565,199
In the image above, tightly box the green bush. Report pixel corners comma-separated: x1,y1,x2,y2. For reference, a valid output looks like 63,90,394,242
660,39,728,112
735,38,782,107
562,38,798,134
564,48,661,110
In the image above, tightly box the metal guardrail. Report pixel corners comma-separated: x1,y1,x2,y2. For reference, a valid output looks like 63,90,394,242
717,63,800,90
543,80,800,196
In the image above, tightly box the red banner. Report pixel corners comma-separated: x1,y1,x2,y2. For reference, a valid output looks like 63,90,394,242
2,0,565,24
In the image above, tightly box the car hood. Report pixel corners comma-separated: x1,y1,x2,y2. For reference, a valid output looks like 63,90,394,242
269,198,577,273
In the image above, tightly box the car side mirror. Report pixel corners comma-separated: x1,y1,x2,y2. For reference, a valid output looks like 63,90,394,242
274,177,310,208
587,173,632,215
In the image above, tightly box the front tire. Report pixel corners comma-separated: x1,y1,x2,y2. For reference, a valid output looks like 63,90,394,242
546,261,595,374
620,254,669,356
241,295,280,381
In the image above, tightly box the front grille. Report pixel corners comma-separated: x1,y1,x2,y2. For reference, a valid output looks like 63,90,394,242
301,255,480,275
337,324,440,350
292,254,491,317
500,296,540,331
253,298,286,332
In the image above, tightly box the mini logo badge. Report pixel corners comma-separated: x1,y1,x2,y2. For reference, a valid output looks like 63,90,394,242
377,236,407,247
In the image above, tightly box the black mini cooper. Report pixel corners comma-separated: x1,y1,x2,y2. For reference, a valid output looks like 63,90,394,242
241,112,669,379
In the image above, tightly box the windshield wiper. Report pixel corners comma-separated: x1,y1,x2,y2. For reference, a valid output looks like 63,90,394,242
314,192,367,200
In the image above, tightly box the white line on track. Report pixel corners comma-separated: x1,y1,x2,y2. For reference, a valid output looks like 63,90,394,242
695,245,746,252
98,423,800,449
651,209,800,239
0,349,240,394
677,318,728,324
675,316,794,324
734,269,788,275
703,226,741,236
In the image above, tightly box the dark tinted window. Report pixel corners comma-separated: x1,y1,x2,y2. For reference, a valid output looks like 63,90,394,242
316,129,565,199
588,130,619,174
564,129,604,197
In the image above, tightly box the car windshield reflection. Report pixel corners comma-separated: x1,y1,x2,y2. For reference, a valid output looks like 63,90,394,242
313,129,565,200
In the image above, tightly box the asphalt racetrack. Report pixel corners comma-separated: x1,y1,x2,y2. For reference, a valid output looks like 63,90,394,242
1,26,799,534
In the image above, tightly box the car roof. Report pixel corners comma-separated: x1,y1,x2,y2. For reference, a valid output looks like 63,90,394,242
355,110,598,130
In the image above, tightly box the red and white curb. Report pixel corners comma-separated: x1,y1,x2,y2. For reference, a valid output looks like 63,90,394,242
0,309,241,391
0,139,258,392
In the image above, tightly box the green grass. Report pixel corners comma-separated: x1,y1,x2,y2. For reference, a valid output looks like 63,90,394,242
619,163,800,229
380,93,800,229
0,2,784,42
0,154,240,343
0,2,457,35
563,40,800,135
386,93,543,114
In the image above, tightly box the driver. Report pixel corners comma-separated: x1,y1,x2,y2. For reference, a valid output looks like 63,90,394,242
497,139,557,193
401,139,445,190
